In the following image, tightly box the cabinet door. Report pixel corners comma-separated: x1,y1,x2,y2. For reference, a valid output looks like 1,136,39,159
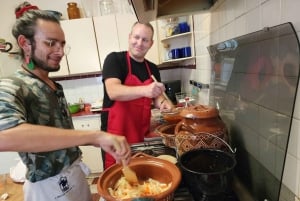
72,116,103,173
61,18,100,74
93,15,119,68
146,21,160,65
115,14,137,51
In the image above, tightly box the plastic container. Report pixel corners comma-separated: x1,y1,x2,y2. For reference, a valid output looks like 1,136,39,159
67,2,81,19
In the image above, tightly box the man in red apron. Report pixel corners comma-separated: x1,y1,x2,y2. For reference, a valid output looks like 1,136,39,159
101,22,173,169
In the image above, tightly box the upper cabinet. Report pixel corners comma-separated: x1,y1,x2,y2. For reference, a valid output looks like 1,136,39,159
94,14,160,66
50,18,101,77
156,15,195,66
50,13,160,78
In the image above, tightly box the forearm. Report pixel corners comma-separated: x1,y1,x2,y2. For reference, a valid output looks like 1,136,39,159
105,78,166,101
108,84,147,101
0,123,98,152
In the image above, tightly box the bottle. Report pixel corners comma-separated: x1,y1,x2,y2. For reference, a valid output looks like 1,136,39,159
67,2,81,19
99,0,114,16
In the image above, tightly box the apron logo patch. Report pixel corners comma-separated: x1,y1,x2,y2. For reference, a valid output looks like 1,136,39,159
58,176,70,192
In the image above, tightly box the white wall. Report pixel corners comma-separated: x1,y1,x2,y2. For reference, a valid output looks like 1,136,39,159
0,152,19,174
191,0,300,199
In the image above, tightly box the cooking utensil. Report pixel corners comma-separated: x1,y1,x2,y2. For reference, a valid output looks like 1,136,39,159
121,159,138,185
174,104,228,156
151,75,174,108
178,133,236,200
160,107,183,124
154,123,177,149
97,152,181,201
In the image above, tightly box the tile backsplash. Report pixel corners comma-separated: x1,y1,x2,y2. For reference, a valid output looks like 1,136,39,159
192,0,300,200
57,76,104,104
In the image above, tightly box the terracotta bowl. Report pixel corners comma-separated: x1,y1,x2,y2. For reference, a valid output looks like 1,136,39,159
97,153,181,201
161,107,183,124
154,123,177,148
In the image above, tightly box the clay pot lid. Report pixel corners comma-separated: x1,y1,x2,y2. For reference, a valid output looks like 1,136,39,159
179,105,219,119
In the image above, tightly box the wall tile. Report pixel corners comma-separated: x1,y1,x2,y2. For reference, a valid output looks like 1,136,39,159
281,0,300,32
282,152,299,197
245,6,261,33
294,82,300,120
234,15,247,37
233,0,246,18
245,0,260,10
224,0,236,24
261,0,281,28
287,118,300,162
58,77,103,104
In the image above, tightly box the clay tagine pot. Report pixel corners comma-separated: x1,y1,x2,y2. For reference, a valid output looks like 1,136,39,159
174,105,228,155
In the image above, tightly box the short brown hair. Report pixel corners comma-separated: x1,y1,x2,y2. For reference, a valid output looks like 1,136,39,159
131,21,154,39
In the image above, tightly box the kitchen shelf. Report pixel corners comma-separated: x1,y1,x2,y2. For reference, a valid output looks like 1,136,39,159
161,56,195,64
161,32,192,43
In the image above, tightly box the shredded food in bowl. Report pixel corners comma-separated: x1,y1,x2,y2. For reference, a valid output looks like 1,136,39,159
108,176,172,199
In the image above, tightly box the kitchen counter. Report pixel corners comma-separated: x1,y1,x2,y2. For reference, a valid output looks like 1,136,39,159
71,110,102,117
0,174,23,201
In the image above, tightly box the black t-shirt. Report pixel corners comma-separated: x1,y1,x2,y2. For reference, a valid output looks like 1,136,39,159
101,51,161,131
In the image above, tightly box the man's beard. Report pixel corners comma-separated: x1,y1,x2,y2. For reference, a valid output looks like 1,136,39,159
31,54,61,72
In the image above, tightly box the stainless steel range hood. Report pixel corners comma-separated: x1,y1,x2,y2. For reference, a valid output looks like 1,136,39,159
130,0,217,22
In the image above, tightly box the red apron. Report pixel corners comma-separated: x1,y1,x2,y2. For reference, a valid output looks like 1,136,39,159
104,52,153,169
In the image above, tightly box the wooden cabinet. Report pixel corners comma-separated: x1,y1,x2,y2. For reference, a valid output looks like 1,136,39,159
50,18,101,77
156,15,195,66
93,15,120,68
72,115,103,173
50,15,161,78
94,14,160,66
147,21,160,65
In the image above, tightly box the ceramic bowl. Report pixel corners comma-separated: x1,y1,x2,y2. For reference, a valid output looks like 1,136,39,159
97,153,181,201
68,103,81,114
161,107,183,124
154,123,177,148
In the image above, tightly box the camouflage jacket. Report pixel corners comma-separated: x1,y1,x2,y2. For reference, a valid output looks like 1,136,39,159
0,69,81,182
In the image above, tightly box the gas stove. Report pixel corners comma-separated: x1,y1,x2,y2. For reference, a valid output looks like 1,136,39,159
130,139,241,201
130,140,176,157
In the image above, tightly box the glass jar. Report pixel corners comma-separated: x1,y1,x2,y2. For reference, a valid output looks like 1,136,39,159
165,17,178,37
67,2,80,19
99,0,114,16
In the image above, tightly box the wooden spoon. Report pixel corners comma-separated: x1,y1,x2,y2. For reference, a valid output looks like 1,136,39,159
151,75,175,109
122,160,138,185
111,138,138,184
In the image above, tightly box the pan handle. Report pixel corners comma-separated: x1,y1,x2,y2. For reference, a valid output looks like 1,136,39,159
198,132,237,154
131,152,153,159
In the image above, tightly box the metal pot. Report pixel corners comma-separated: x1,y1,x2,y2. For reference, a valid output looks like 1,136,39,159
178,134,236,201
